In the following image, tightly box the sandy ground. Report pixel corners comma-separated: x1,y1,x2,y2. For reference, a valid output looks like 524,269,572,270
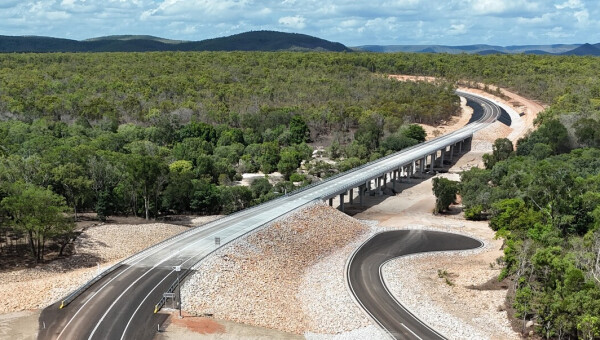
353,170,518,339
0,221,196,339
390,74,545,143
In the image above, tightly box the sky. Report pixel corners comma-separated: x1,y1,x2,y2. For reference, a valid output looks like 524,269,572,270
0,0,599,46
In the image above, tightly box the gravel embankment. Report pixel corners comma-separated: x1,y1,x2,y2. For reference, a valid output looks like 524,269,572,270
381,238,519,340
182,204,379,335
0,223,187,314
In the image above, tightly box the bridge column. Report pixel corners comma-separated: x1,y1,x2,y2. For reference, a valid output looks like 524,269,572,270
419,158,425,173
459,140,463,154
349,188,354,205
440,148,445,167
329,197,333,206
449,145,454,161
378,176,384,195
411,160,416,179
359,184,365,206
339,193,345,212
430,153,435,173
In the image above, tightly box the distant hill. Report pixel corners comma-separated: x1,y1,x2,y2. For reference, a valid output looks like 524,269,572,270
85,35,187,44
560,43,600,56
0,31,351,53
177,31,351,52
354,43,598,56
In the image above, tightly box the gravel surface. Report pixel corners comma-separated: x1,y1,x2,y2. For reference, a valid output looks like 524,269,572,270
181,204,375,335
381,238,519,340
304,325,388,340
0,223,188,314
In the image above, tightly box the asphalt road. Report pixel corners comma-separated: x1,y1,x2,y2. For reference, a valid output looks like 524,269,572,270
37,91,501,340
347,230,483,339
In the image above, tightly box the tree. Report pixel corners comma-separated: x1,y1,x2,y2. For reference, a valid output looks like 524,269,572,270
1,182,74,262
483,138,514,169
432,177,458,214
129,154,168,220
575,118,600,147
162,160,195,213
402,124,427,143
250,177,273,199
51,162,92,220
190,179,220,214
289,115,310,144
381,134,418,153
277,150,300,180
218,186,252,214
354,115,384,151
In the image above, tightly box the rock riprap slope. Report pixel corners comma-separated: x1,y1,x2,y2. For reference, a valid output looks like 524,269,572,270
182,204,378,335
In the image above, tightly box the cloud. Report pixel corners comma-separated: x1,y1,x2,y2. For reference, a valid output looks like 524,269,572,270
448,23,468,35
0,0,598,45
555,0,584,9
279,15,306,29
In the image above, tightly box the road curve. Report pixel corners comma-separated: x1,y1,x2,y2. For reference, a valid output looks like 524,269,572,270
37,91,500,340
347,230,483,339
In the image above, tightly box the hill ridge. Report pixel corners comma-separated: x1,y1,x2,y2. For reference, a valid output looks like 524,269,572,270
0,30,350,53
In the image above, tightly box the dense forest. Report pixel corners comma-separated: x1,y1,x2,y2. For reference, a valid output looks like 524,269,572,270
0,51,457,265
1,51,600,338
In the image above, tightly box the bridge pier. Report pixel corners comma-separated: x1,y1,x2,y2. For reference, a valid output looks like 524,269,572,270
359,184,365,206
329,197,333,206
449,145,454,161
459,140,463,154
430,153,435,173
349,188,354,205
339,193,345,212
440,148,445,167
419,158,425,173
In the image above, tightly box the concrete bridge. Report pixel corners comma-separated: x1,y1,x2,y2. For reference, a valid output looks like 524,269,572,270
324,135,472,212
310,90,500,212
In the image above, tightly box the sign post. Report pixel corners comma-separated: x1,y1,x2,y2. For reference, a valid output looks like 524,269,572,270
173,265,182,318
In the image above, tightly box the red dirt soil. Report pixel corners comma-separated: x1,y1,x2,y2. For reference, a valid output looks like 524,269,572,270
169,312,226,335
